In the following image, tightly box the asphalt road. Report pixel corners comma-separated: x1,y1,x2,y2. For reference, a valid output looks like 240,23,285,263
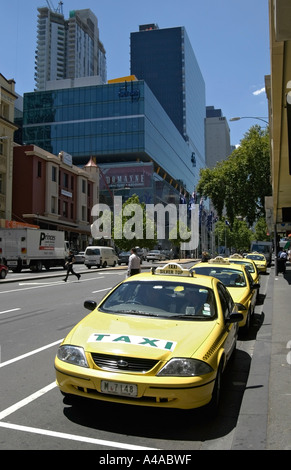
0,262,270,451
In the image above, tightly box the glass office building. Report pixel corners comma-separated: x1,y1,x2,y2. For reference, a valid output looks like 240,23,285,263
130,25,206,170
23,79,200,197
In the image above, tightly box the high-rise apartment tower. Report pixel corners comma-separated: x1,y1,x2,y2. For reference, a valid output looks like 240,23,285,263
35,7,106,91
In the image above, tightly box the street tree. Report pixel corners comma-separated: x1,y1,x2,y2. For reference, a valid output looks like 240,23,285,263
197,125,271,226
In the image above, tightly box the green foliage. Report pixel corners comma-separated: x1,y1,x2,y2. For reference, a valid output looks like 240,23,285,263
253,217,271,241
112,194,157,251
215,218,253,252
197,125,271,226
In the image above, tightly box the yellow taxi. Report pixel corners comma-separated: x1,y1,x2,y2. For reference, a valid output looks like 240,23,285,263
191,257,259,330
226,254,260,287
245,252,267,273
55,263,243,415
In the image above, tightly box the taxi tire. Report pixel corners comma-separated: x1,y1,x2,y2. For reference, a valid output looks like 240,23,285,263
242,307,252,333
206,362,223,418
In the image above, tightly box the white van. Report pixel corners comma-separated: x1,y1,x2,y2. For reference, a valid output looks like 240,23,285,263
84,246,118,269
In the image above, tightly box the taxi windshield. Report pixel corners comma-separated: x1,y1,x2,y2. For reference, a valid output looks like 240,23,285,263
98,280,217,320
246,254,264,261
228,260,255,273
193,266,246,287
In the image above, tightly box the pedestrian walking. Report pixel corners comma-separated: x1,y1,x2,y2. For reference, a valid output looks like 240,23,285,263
64,250,81,282
127,248,141,277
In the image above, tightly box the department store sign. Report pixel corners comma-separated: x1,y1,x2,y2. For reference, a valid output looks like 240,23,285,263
100,165,152,190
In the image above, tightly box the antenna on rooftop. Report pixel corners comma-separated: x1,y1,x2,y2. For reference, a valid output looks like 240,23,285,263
46,1,64,14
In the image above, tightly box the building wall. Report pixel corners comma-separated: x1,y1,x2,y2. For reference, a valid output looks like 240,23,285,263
130,26,206,164
0,73,18,220
22,80,198,194
35,7,106,91
12,145,99,249
205,107,231,168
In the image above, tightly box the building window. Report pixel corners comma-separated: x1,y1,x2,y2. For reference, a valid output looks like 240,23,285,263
82,205,86,221
82,179,86,194
0,173,3,194
51,196,57,214
38,161,42,177
63,173,69,188
63,201,68,217
52,166,57,182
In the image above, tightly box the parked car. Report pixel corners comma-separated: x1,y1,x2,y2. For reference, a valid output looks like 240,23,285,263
146,250,166,262
191,256,259,330
117,251,131,265
84,246,118,269
55,262,243,415
74,251,85,263
0,263,8,279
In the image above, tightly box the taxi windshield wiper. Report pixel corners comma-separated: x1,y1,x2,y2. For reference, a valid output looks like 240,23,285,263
170,314,204,320
117,309,161,316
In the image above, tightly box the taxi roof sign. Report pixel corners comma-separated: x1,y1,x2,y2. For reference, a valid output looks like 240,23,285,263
154,263,193,277
229,253,243,259
208,256,230,264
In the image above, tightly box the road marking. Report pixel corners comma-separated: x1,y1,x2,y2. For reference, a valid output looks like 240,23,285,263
0,339,63,369
0,381,157,450
0,421,157,450
0,308,21,316
92,287,112,294
0,276,106,294
0,382,57,420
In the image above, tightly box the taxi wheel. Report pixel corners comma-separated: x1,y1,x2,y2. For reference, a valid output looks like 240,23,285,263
242,307,251,333
206,362,223,417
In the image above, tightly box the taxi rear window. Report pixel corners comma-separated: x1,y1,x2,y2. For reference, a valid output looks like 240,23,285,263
99,280,217,320
194,267,246,287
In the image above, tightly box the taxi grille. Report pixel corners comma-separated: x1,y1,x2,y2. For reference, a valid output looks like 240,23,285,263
91,353,158,373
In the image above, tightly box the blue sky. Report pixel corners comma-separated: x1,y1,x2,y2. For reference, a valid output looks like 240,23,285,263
1,0,270,147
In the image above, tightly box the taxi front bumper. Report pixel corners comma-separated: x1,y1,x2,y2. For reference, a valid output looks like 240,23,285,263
55,358,216,410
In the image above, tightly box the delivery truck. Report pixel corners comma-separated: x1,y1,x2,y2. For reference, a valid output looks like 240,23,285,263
0,228,69,272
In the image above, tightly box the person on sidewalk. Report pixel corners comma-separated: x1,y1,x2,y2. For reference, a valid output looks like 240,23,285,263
64,250,81,282
127,248,141,277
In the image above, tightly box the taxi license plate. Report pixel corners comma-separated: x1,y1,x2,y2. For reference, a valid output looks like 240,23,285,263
101,380,137,397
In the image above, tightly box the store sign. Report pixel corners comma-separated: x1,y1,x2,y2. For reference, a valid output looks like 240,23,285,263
100,164,153,190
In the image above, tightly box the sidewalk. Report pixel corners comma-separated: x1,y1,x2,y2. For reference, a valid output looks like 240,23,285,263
232,261,291,450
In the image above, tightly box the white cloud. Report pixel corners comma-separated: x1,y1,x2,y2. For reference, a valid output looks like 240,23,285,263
253,87,265,96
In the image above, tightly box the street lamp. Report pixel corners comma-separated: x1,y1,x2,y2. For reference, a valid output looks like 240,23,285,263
229,116,269,125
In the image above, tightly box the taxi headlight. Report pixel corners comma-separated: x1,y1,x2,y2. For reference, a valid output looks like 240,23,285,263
157,358,213,377
57,345,89,368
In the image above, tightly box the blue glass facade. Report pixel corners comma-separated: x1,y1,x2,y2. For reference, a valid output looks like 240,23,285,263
23,80,198,192
130,26,206,175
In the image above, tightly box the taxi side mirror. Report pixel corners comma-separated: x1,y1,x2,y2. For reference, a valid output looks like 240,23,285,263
227,312,244,323
252,283,260,289
84,300,97,311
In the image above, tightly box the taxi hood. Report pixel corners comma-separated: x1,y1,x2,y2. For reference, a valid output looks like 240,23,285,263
67,311,217,360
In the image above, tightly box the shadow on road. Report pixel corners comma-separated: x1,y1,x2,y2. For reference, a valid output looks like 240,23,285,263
62,347,252,446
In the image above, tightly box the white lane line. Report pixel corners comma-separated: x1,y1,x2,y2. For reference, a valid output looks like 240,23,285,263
0,382,57,420
92,287,112,294
0,421,157,450
0,276,106,294
0,381,157,450
0,308,21,316
0,339,63,369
